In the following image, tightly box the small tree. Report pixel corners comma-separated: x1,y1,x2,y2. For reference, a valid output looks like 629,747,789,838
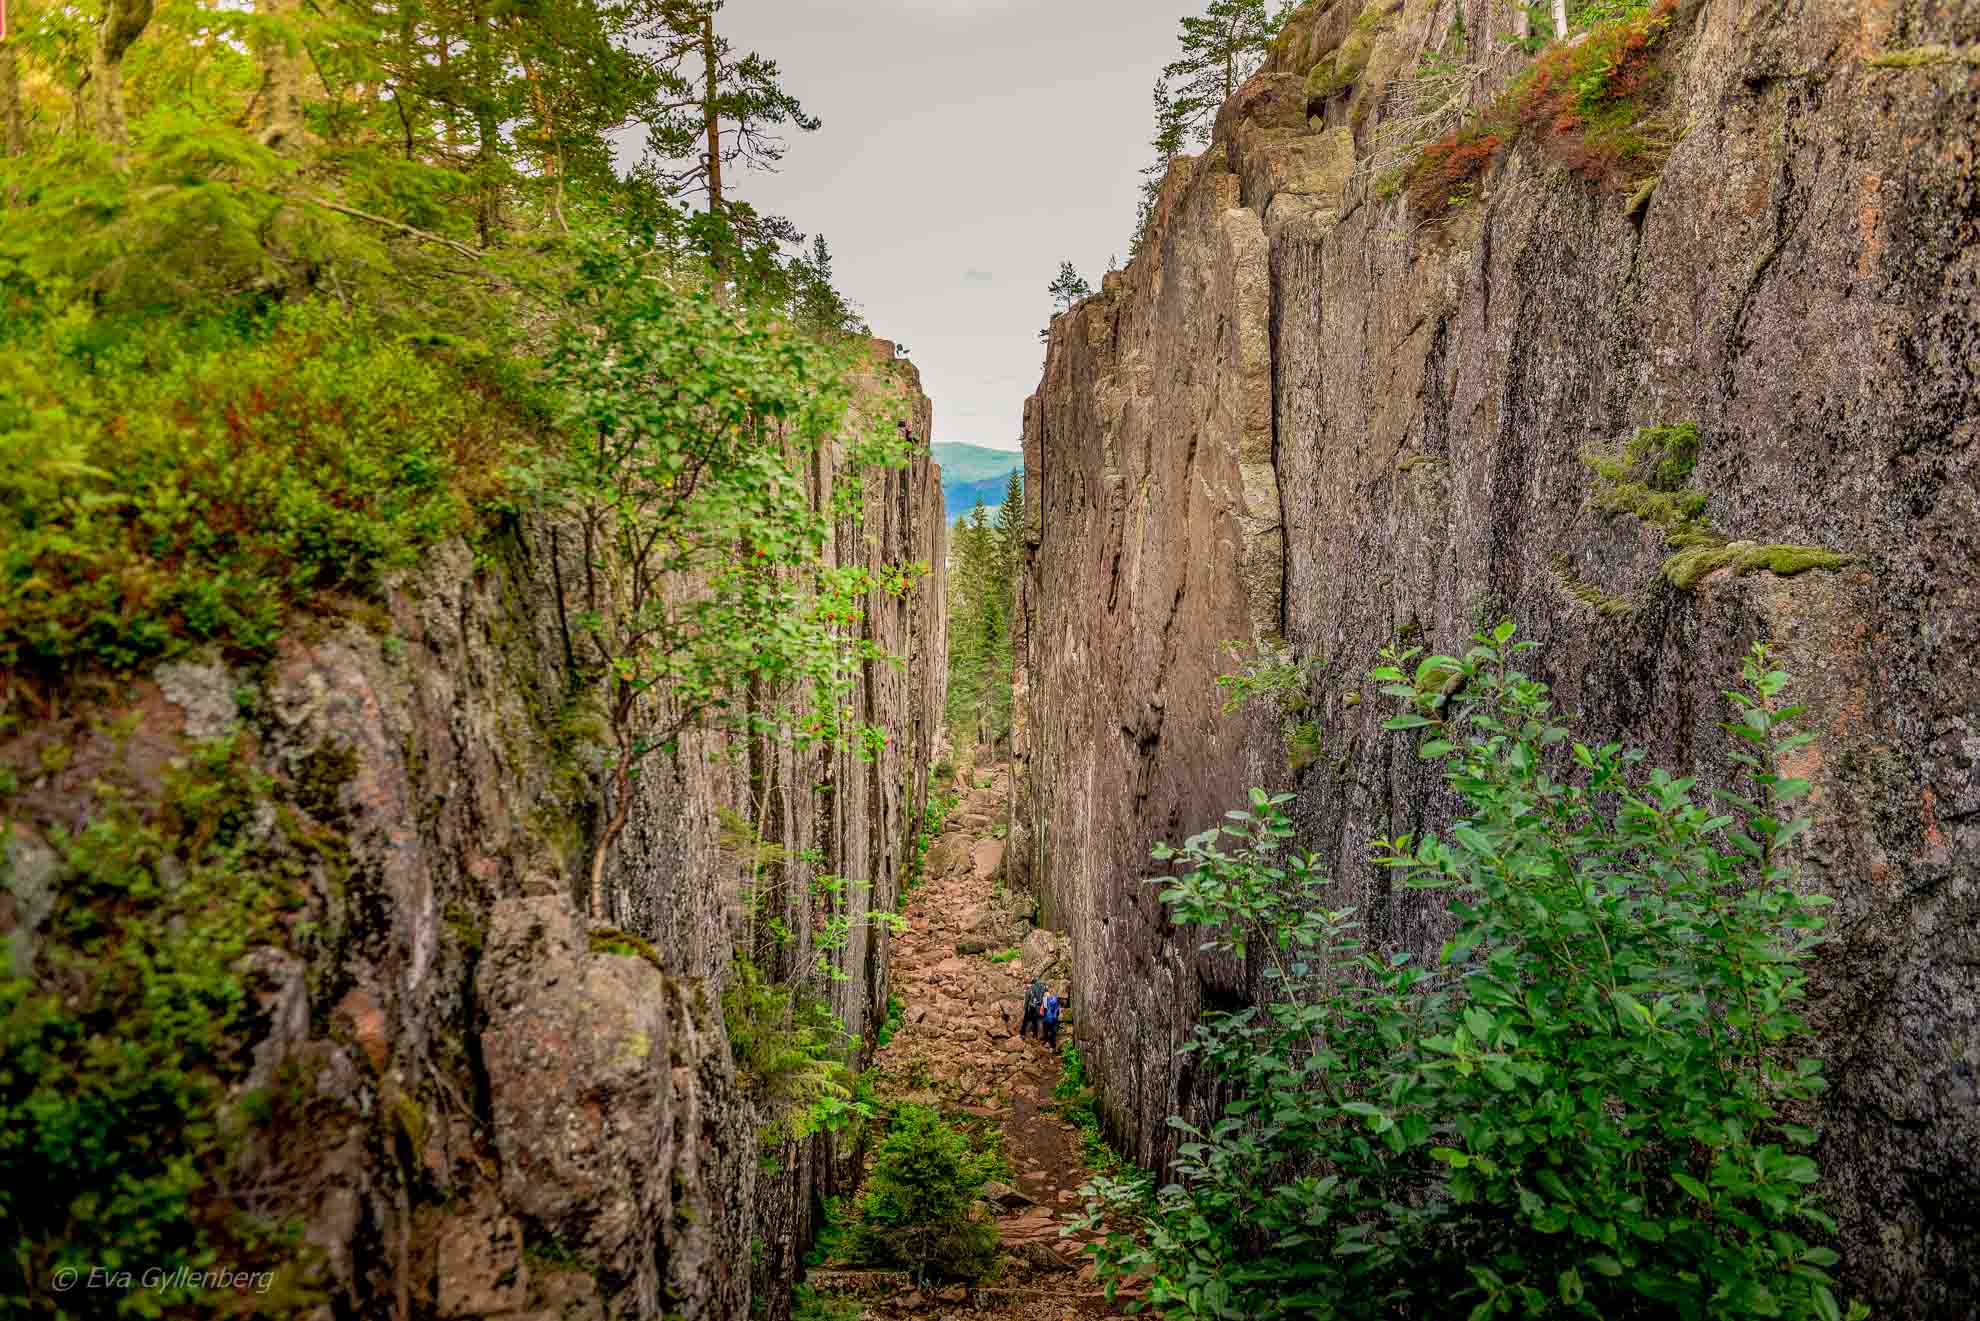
1161,0,1287,147
853,1105,1000,1283
637,0,819,264
1048,259,1092,313
1043,260,1093,340
536,237,911,923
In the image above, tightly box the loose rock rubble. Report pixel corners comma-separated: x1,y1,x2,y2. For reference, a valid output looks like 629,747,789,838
817,761,1119,1320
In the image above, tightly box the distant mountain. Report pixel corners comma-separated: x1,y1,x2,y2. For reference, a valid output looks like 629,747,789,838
931,443,1021,520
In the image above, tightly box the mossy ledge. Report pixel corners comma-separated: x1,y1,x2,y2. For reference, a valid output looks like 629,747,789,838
1580,421,1850,594
1661,542,1852,591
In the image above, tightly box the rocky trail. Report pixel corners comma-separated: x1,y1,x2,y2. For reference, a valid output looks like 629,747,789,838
805,761,1124,1320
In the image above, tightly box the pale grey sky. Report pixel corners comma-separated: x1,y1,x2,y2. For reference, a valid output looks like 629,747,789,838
715,0,1202,451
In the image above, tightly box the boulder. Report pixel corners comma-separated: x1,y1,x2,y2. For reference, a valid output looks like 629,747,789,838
980,1180,1035,1212
1018,927,1070,982
957,899,1023,955
476,895,751,1317
969,837,1006,882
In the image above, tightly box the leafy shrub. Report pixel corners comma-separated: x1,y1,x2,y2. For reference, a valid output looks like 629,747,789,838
851,1104,999,1283
804,1196,860,1269
1079,627,1860,1321
902,791,957,897
874,993,907,1050
0,301,518,680
1,738,312,1312
1054,1047,1137,1178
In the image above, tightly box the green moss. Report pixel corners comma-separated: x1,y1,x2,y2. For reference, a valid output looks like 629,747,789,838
2,736,309,1306
589,926,664,971
1580,422,1849,594
1662,542,1852,591
1867,44,1980,69
444,900,483,955
1286,721,1324,773
1352,0,1402,36
1551,556,1644,618
1624,174,1659,219
1583,421,1699,492
1397,454,1443,473
292,740,359,821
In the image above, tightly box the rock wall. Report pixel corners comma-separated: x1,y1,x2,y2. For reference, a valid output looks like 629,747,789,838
2,344,947,1320
1013,0,1978,1312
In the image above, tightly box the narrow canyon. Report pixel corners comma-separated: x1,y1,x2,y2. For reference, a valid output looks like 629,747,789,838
1,0,1974,1319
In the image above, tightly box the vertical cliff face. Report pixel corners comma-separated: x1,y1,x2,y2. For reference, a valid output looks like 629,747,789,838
1015,0,1978,1311
2,345,947,1320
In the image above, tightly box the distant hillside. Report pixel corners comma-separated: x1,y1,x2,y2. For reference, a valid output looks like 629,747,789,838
932,443,1021,520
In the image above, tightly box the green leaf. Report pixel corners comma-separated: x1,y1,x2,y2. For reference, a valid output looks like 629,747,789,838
1672,1171,1710,1202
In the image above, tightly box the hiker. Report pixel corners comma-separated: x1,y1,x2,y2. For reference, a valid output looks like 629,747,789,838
1042,988,1062,1051
1020,976,1045,1038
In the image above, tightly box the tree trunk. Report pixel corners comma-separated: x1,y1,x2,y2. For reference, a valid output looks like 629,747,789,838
92,0,155,163
252,0,307,149
701,9,721,216
700,6,725,279
1,41,24,161
587,760,632,925
471,2,498,246
1552,0,1569,39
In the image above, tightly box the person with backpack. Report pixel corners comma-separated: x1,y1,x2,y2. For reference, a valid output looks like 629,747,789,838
1042,989,1062,1050
1021,976,1045,1039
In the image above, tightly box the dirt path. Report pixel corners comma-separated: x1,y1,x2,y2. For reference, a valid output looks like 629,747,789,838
812,762,1120,1320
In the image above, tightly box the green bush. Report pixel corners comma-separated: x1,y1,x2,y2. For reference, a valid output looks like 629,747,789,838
0,300,520,679
1079,627,1861,1321
1,738,312,1312
851,1104,999,1283
1053,1047,1136,1178
791,1282,863,1320
873,992,907,1050
722,956,868,1143
901,791,957,897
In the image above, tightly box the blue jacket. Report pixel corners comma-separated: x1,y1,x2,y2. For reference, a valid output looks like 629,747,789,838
1043,994,1060,1023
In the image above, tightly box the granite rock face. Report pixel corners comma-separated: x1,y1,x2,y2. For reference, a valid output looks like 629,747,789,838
1014,0,1978,1311
2,346,947,1319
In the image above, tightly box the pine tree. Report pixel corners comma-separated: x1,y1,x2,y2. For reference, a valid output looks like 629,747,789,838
1048,260,1093,313
1131,71,1192,255
1043,261,1093,340
1160,0,1288,148
635,0,819,265
994,470,1024,605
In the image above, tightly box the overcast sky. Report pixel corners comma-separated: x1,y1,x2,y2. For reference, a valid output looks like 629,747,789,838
711,0,1201,451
